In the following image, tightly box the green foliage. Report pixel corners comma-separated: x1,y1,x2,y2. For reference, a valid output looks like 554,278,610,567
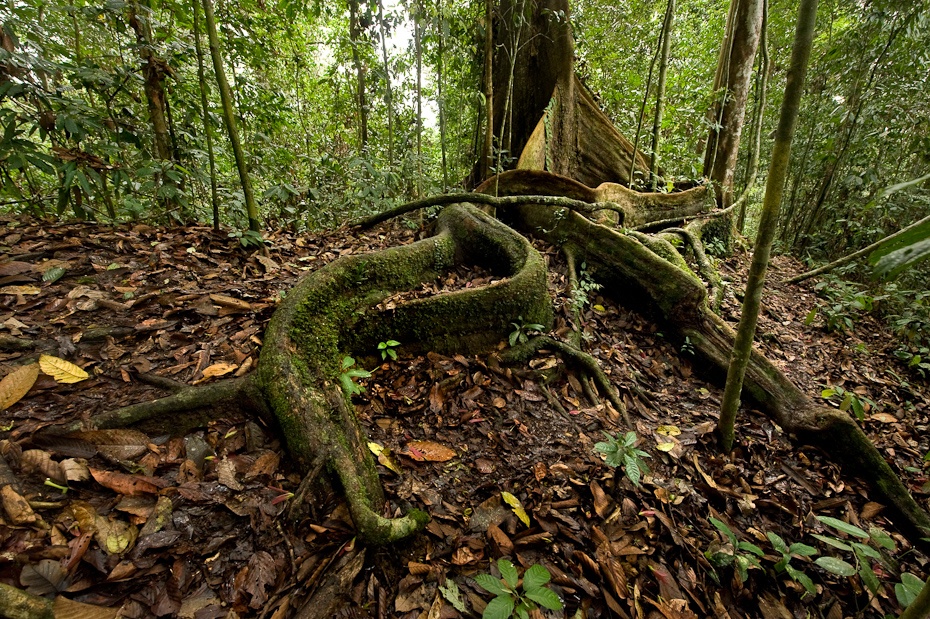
812,516,897,597
570,262,601,314
705,517,764,584
228,229,265,249
508,317,545,347
474,559,563,619
593,431,650,487
810,276,874,333
766,531,818,596
820,384,876,421
339,356,371,396
680,336,695,356
377,339,400,360
896,573,926,609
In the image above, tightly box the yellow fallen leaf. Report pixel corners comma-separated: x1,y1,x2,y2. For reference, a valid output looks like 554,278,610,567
368,442,402,475
501,491,530,527
655,442,676,452
656,425,681,437
0,363,39,410
0,285,41,295
593,304,605,312
38,354,89,384
201,363,237,378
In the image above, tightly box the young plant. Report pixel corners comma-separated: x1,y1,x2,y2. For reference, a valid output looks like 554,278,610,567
593,431,651,487
339,356,371,396
820,384,877,421
508,316,545,347
766,531,819,595
569,262,601,314
812,515,896,595
705,517,764,584
474,559,563,619
378,339,400,360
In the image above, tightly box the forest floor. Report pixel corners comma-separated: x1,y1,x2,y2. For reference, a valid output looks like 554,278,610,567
0,213,928,619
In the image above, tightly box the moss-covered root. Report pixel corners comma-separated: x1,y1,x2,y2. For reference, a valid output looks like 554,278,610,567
0,583,53,619
331,445,430,543
501,336,631,428
70,375,260,433
657,226,724,310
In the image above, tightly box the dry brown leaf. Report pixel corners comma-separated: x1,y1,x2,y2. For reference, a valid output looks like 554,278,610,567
217,457,243,491
89,468,159,496
402,440,456,462
869,413,898,423
71,429,149,461
209,294,252,312
201,362,237,379
0,285,41,295
21,449,66,483
0,261,34,276
0,363,39,410
94,514,138,555
1,484,38,524
590,480,612,519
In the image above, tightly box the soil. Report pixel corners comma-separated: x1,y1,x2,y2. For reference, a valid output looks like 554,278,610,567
0,213,927,619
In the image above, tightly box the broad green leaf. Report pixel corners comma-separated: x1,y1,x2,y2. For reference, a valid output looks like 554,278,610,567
474,574,508,597
624,453,641,486
859,563,880,595
710,517,737,545
481,595,514,619
810,534,852,552
817,516,869,539
737,541,764,557
815,556,856,577
766,532,788,555
522,564,551,590
868,527,895,551
498,559,519,589
851,542,880,560
874,237,930,280
42,266,66,283
525,586,563,610
786,565,816,595
788,542,818,557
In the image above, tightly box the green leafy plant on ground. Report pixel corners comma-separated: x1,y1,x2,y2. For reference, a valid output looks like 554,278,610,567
339,356,372,396
812,515,896,596
593,431,651,487
474,559,563,619
508,317,545,347
705,517,764,584
569,262,601,314
766,531,819,595
377,339,400,360
820,384,877,421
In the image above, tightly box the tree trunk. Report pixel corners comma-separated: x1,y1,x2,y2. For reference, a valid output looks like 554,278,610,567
437,0,448,190
202,0,260,233
377,0,394,166
719,0,817,452
349,0,368,148
481,0,494,180
415,0,423,196
649,0,674,191
702,0,764,209
193,0,220,231
737,0,768,233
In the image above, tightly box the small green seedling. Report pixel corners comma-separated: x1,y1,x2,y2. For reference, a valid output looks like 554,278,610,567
820,385,876,421
593,431,651,487
508,316,545,347
378,340,400,360
767,531,818,595
339,356,372,396
705,517,763,583
44,479,69,494
812,515,896,595
475,559,563,619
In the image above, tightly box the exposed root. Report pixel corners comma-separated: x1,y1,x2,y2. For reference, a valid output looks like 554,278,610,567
658,226,724,310
500,335,632,428
562,244,583,349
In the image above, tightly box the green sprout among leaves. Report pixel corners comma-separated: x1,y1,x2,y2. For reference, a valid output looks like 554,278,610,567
509,316,545,347
767,531,818,596
820,384,876,422
474,559,563,619
339,356,372,396
593,431,651,487
705,517,763,584
378,339,400,361
812,515,896,596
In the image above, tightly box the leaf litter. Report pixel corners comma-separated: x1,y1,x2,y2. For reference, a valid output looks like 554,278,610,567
0,214,927,618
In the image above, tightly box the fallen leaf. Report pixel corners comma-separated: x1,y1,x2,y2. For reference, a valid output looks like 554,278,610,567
656,425,681,436
89,468,159,496
1,485,38,524
501,491,530,527
869,413,898,423
21,449,66,483
71,429,149,460
402,441,456,462
0,285,40,295
201,362,238,379
0,363,39,410
368,442,402,474
38,354,89,384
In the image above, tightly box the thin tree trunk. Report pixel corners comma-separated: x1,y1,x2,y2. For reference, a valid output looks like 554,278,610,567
482,0,494,180
649,0,674,192
349,0,368,148
703,0,764,209
202,0,260,232
629,30,662,188
193,0,220,230
437,0,448,190
737,0,768,233
719,0,818,452
377,0,394,166
415,0,423,196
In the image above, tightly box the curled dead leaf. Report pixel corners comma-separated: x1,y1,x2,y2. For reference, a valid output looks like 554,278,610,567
0,363,39,410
